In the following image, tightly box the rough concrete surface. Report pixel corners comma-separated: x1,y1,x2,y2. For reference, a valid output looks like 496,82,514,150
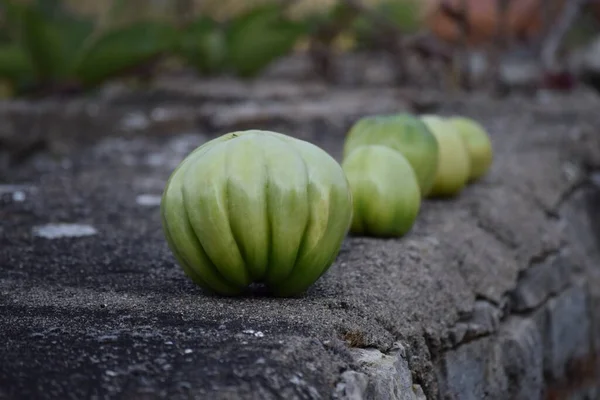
1,73,600,400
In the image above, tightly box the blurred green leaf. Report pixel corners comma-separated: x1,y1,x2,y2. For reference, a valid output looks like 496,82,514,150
107,0,128,22
224,4,306,78
351,0,421,48
19,4,73,81
57,18,95,64
34,0,63,19
0,0,27,39
0,0,93,90
178,16,227,75
0,0,92,81
74,21,178,86
0,23,10,44
379,0,420,33
302,2,355,34
0,44,34,83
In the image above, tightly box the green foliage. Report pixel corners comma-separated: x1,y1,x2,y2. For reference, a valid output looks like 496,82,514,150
380,0,421,33
19,4,77,80
179,4,307,78
0,44,35,89
75,21,178,86
0,0,425,96
0,0,178,95
352,0,421,48
224,5,307,77
178,16,227,75
301,2,357,42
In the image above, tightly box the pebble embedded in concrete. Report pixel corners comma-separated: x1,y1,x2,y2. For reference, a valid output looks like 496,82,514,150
242,329,265,338
32,223,98,239
0,184,31,200
12,191,25,202
136,194,162,207
150,108,172,122
121,112,150,131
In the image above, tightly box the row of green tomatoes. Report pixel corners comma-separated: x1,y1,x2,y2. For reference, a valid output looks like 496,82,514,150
160,113,493,297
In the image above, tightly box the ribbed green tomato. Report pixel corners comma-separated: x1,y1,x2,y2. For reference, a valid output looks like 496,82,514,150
160,130,353,297
420,115,470,198
449,116,493,182
343,113,439,196
342,145,421,237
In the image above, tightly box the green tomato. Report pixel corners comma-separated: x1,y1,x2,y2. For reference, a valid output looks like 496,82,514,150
343,113,439,196
342,145,421,237
420,115,470,198
161,130,353,297
449,116,493,182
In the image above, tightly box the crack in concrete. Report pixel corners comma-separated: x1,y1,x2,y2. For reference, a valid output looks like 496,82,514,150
546,178,593,219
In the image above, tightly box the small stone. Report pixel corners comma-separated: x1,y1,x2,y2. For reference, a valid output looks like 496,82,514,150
333,371,368,399
33,223,97,239
12,191,25,202
105,370,117,377
121,112,150,131
561,162,580,183
135,194,162,207
150,108,172,122
290,375,303,385
0,184,29,195
184,349,193,354
351,346,416,400
61,159,72,169
97,335,118,343
145,154,165,167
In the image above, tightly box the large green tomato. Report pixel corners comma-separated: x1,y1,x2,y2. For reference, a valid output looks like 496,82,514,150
161,130,353,297
449,116,493,182
343,113,439,196
342,145,421,237
420,115,470,198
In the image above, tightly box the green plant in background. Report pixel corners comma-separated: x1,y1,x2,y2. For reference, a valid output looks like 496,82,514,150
0,0,426,96
178,16,227,75
178,4,307,78
351,0,422,49
74,21,177,86
0,0,177,96
301,2,358,45
224,4,307,77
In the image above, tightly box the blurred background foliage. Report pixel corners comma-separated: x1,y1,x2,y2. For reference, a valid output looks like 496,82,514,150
0,0,599,97
0,0,428,97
